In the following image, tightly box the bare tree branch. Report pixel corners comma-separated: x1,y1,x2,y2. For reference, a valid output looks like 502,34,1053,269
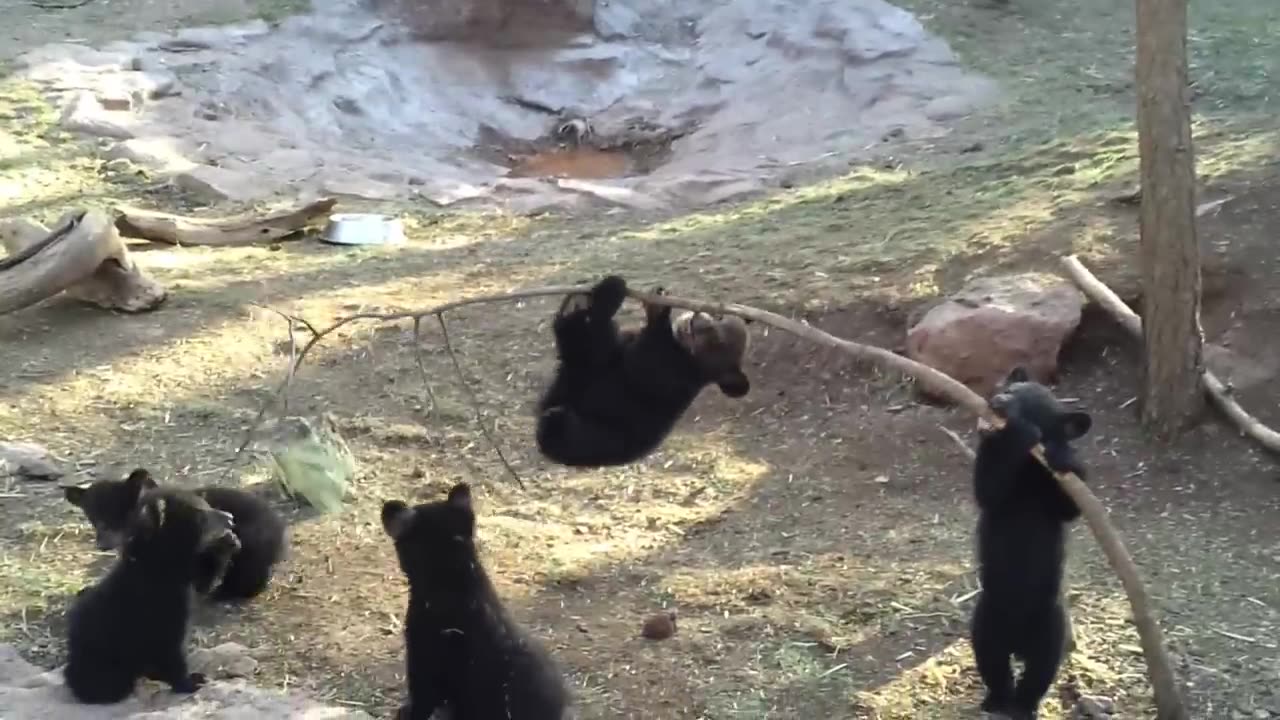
410,316,439,416
1063,255,1280,455
241,279,1181,711
434,311,523,489
940,425,976,459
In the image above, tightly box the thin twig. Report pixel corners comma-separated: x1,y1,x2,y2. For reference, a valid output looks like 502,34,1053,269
235,286,582,465
230,306,307,467
434,312,523,489
940,425,976,460
410,317,439,416
1063,254,1280,455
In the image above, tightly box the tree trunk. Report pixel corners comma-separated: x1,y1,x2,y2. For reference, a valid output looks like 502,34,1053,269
1136,0,1204,443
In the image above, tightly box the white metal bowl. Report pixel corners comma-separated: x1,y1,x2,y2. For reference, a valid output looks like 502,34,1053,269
321,213,406,246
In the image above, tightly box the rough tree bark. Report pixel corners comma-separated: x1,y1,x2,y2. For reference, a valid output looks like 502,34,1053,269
0,210,166,315
114,197,337,247
1136,0,1205,441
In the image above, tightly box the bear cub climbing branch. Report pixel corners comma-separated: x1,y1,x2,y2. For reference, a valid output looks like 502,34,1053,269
969,366,1092,720
536,274,751,467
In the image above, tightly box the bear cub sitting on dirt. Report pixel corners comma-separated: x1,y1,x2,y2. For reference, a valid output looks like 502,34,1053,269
65,468,287,601
969,367,1092,720
64,487,240,703
382,483,569,720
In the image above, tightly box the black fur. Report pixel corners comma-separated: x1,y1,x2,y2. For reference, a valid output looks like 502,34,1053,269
969,367,1092,720
536,274,750,467
64,469,287,602
382,483,569,720
64,487,239,704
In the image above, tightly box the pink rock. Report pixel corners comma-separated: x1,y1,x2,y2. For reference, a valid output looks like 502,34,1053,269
906,273,1085,399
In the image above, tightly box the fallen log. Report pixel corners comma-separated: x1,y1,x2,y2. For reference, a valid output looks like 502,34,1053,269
1063,255,1280,455
115,197,337,247
0,210,166,315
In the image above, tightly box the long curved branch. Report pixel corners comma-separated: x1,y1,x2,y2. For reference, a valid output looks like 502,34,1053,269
1063,254,1280,455
244,281,1184,716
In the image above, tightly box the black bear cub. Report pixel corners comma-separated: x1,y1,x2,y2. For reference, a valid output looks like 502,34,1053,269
969,367,1092,720
64,487,240,703
64,469,287,601
536,274,751,467
382,483,569,720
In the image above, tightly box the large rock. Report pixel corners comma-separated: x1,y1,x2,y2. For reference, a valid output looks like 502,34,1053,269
59,92,135,140
0,643,372,719
906,273,1085,398
369,0,594,45
174,165,260,204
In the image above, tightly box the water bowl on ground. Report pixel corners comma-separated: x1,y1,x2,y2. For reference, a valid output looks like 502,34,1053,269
321,213,406,246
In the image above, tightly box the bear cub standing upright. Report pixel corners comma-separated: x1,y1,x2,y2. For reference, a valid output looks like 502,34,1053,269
969,367,1092,720
64,468,287,601
64,487,240,703
382,483,569,720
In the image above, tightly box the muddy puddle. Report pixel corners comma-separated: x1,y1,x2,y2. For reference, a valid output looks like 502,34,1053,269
507,147,634,179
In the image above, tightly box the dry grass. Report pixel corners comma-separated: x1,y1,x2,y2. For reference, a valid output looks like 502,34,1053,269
2,0,1280,718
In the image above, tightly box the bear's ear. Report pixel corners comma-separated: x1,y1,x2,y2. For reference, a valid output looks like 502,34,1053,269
446,483,472,511
1061,411,1092,440
124,468,158,500
381,500,414,540
1005,366,1031,384
63,485,89,507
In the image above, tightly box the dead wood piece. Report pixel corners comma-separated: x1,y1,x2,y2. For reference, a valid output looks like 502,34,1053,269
0,441,66,481
114,197,338,247
1063,255,1280,455
0,210,166,315
244,280,1183,716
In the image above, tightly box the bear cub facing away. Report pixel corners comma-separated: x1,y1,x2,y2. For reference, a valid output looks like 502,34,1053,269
64,468,287,601
64,487,240,703
382,483,569,720
969,367,1092,720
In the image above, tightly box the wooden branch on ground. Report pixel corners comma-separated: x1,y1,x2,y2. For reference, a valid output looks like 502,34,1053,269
0,210,167,315
244,280,1182,715
115,197,337,247
1063,255,1280,455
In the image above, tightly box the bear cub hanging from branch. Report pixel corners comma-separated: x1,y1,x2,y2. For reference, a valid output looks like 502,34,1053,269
536,274,751,467
969,367,1092,720
64,469,287,602
382,483,569,719
64,486,240,703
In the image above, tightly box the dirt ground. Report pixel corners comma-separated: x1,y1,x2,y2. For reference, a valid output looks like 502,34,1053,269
2,0,1279,718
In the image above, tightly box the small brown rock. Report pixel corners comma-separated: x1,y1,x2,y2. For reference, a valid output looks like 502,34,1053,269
640,610,677,640
1072,693,1116,719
